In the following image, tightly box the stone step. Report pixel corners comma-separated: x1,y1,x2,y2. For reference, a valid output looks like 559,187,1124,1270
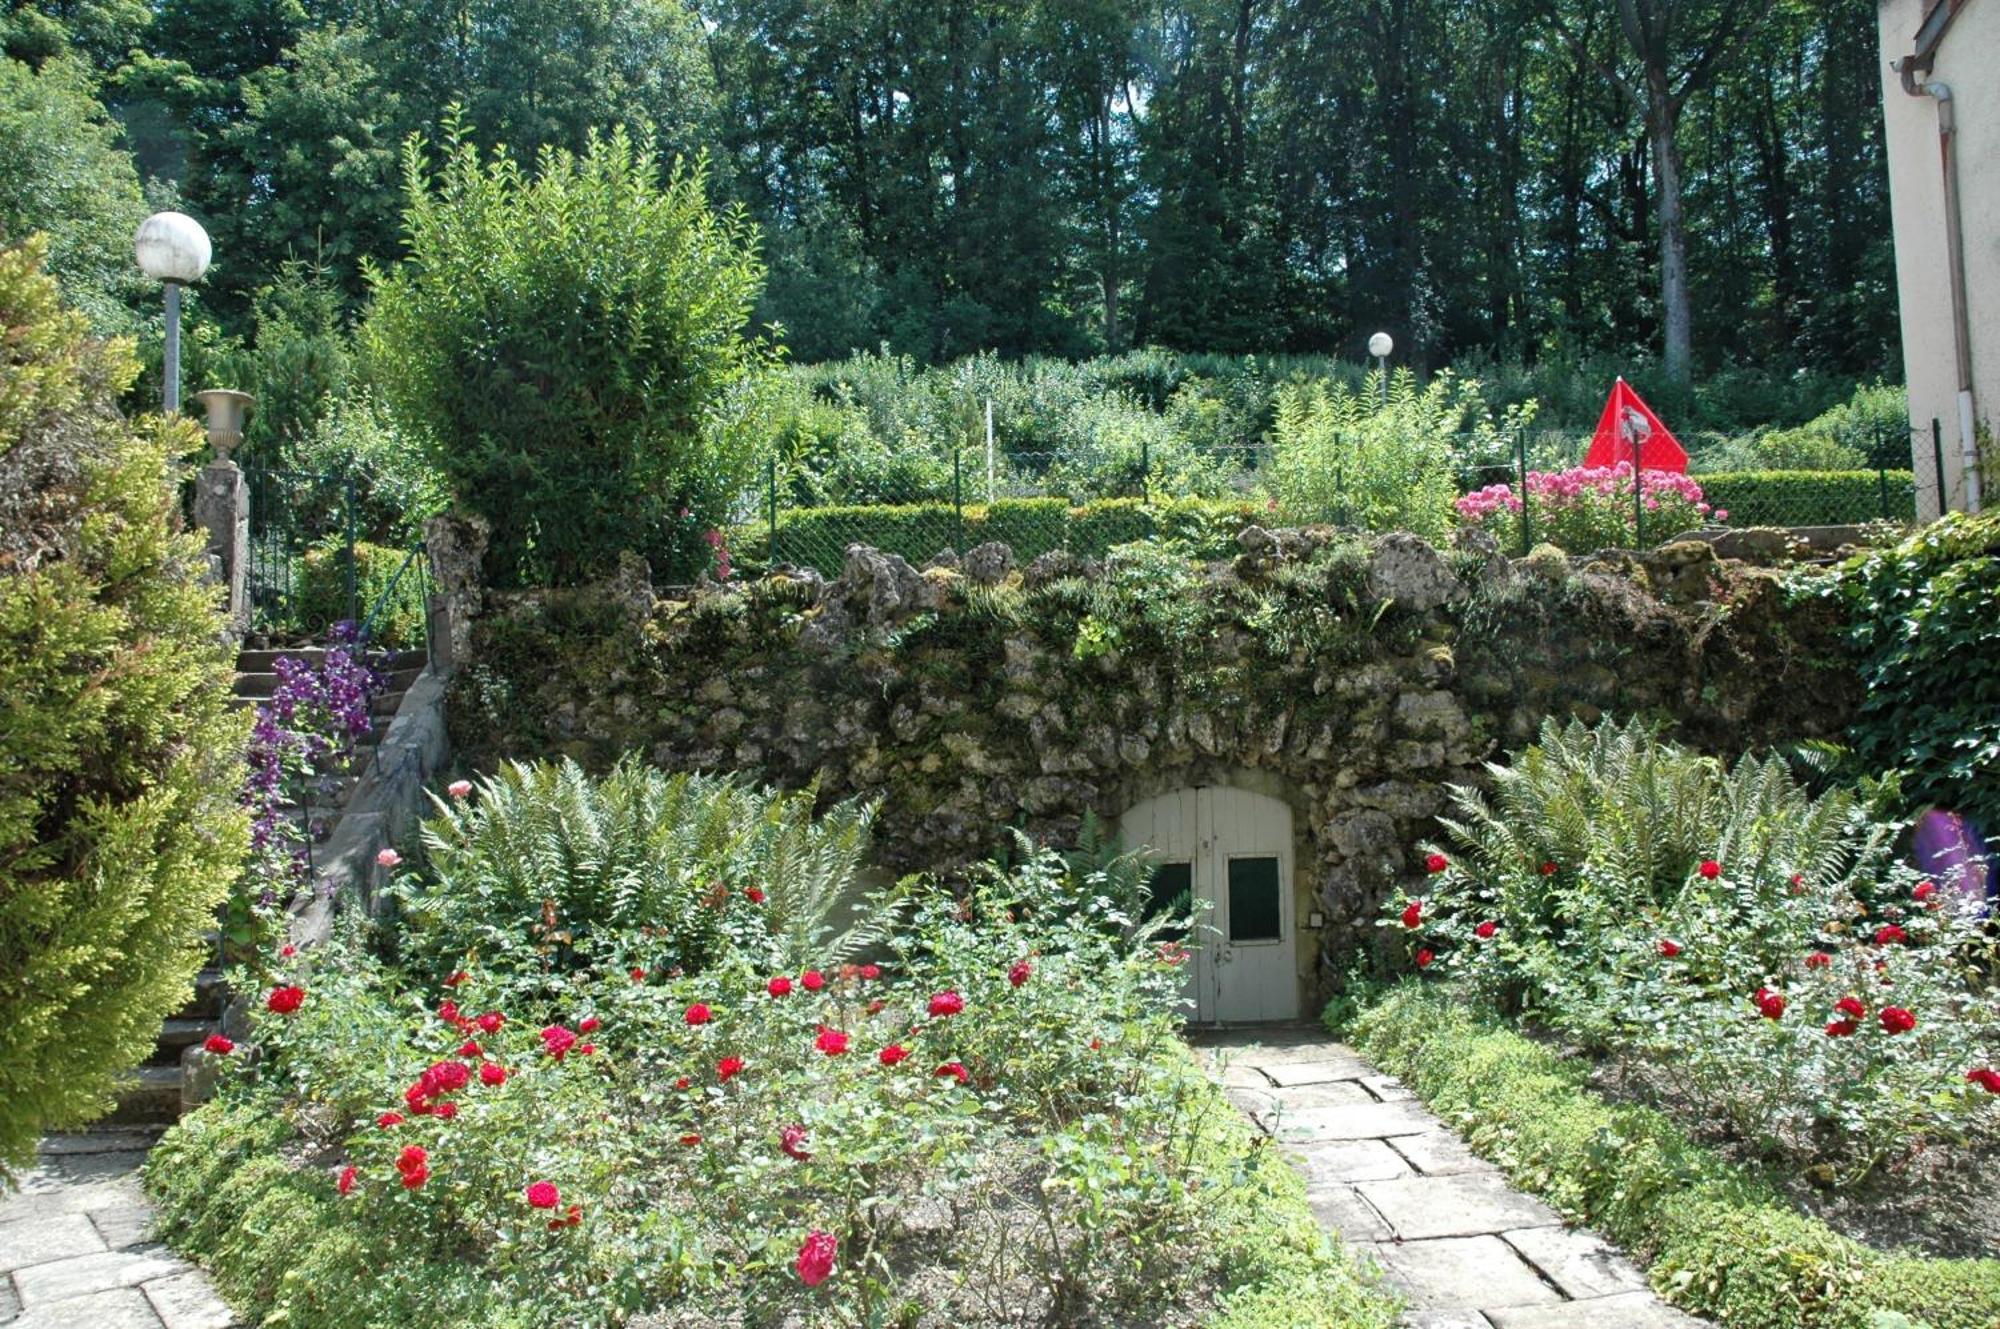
235,647,427,674
149,1019,215,1066
107,1065,183,1126
173,968,227,1022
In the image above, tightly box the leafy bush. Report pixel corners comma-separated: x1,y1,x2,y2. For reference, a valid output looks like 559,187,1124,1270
1809,512,2000,832
392,759,888,997
150,812,1395,1328
1456,463,1721,552
1269,369,1529,541
1385,717,2000,1178
1697,470,1915,527
363,120,775,588
295,538,427,646
1349,986,2000,1329
1746,382,1909,472
0,239,248,1174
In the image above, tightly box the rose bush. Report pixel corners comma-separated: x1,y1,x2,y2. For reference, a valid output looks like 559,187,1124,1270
1383,716,2000,1181
1456,462,1720,552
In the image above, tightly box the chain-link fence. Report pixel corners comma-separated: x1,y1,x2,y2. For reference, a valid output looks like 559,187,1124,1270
743,421,1938,576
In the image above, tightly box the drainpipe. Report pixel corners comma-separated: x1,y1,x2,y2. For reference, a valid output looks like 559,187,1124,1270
1895,59,1982,512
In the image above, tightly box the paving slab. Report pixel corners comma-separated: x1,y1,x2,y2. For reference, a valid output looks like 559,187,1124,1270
12,1250,188,1308
0,1212,107,1274
1304,1183,1395,1241
1388,1130,1499,1177
0,1176,149,1223
1399,1313,1496,1329
1483,1291,1709,1328
1356,1172,1564,1240
37,1133,163,1158
9,1285,162,1329
1268,1080,1379,1108
1289,1138,1416,1184
1,1275,20,1320
1360,1236,1563,1310
1265,1101,1436,1142
56,1152,150,1184
1502,1226,1650,1301
1263,1058,1379,1086
145,1271,237,1329
1363,1074,1417,1102
89,1204,158,1251
1213,1060,1275,1089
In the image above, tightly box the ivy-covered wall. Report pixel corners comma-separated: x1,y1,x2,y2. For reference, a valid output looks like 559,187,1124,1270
445,526,1857,996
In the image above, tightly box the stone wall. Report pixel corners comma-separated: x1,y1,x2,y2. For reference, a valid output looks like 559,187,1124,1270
444,525,1858,998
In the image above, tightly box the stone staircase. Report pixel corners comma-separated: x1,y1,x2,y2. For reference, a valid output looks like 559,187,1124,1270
108,644,428,1126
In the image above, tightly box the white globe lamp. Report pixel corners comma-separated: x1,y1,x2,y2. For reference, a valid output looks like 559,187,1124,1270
1367,331,1394,406
134,212,212,413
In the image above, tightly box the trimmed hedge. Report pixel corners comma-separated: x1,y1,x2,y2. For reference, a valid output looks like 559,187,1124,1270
1347,985,2000,1329
1696,469,1915,528
744,494,1266,575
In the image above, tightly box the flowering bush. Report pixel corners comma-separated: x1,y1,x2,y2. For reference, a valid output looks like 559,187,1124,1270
1384,716,2000,1180
149,776,1391,1327
1456,462,1722,552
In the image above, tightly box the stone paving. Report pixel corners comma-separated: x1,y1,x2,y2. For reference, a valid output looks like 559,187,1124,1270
1,1133,235,1328
1195,1026,1709,1329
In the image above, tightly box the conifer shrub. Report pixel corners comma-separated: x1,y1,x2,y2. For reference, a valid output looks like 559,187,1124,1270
0,237,248,1175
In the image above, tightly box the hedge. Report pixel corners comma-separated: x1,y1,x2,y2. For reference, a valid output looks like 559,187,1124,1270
742,495,1266,575
297,538,427,646
1696,469,1915,528
1347,985,2000,1329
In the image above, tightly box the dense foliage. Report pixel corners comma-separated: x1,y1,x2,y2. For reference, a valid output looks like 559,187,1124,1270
363,124,776,587
1350,986,2000,1329
1456,464,1720,552
0,239,248,1173
149,768,1394,1327
1386,717,1999,1180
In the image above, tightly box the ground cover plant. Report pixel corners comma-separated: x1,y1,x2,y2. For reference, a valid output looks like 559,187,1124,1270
149,763,1394,1328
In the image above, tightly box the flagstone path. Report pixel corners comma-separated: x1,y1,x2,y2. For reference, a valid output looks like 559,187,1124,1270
1193,1026,1709,1329
1,1132,234,1328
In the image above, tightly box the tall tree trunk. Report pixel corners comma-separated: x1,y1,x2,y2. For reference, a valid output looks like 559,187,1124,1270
1646,102,1690,386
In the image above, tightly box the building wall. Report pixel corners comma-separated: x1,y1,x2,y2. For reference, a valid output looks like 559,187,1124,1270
1879,0,1997,518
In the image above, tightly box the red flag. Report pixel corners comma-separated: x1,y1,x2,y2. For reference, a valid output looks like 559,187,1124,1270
1582,378,1688,472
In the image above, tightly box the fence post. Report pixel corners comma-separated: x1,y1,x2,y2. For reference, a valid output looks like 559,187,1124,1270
1631,428,1644,548
1140,435,1150,504
1874,424,1890,522
767,455,779,566
1932,417,1948,519
343,472,359,628
985,398,995,504
1516,425,1532,556
952,449,964,551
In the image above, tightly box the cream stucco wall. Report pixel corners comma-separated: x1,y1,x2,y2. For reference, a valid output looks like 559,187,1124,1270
1879,0,1997,518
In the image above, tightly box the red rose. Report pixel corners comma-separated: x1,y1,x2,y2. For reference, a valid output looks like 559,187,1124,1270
866,998,886,1015
526,1181,560,1209
1753,988,1785,1020
279,944,296,958
815,1026,849,1056
1539,861,1557,877
679,1133,701,1146
860,964,881,980
1804,952,1831,970
629,967,647,982
1835,995,1866,1019
717,1056,746,1083
1874,925,1907,946
674,1076,691,1090
928,991,966,1017
934,1061,970,1084
433,1101,458,1120
479,1062,507,1087
337,1165,356,1195
801,971,826,992
266,985,305,1015
1789,873,1806,895
429,1061,470,1092
1698,859,1721,879
1424,853,1448,874
377,1111,404,1128
1400,901,1423,929
1415,948,1435,969
780,1124,812,1161
1825,1019,1858,1037
684,1003,713,1026
1658,939,1682,958
746,887,766,904
477,1011,504,1034
1913,881,1937,901
1474,920,1498,939
796,1230,837,1287
541,1025,578,1059
768,976,793,997
396,1145,429,1189
577,1044,596,1056
438,1000,460,1024
444,971,468,987
578,1016,600,1034
1008,960,1032,988
1967,1068,2000,1094
879,1043,910,1066
458,1040,482,1057
203,1033,235,1055
1879,1006,1916,1034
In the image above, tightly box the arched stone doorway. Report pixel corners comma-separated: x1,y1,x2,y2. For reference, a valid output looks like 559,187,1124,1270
1119,784,1301,1023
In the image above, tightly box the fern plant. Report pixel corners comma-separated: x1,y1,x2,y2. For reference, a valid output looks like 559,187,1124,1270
392,758,895,994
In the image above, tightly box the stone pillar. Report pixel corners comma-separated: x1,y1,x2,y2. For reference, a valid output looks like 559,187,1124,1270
193,389,254,633
425,511,489,672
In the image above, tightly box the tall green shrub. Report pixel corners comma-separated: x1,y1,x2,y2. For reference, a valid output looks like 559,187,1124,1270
0,238,248,1176
363,119,776,588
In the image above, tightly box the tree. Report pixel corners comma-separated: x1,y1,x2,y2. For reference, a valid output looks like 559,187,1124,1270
1537,0,1777,386
0,54,148,331
362,122,774,587
0,237,247,1173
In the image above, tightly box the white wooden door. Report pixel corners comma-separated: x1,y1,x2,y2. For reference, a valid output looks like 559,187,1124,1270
1119,786,1299,1023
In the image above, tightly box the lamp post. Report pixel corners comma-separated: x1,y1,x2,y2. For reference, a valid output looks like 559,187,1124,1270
1367,331,1394,409
134,212,212,414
